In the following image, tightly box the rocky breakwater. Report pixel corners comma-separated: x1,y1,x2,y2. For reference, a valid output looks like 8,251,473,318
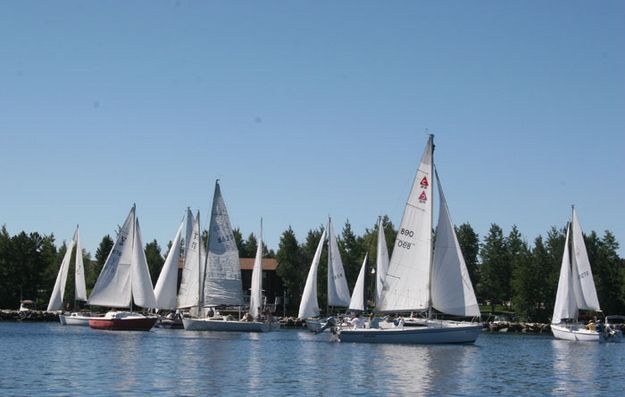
0,310,59,322
484,321,551,334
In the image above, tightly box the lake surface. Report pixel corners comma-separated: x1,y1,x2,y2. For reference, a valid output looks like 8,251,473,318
1,323,623,396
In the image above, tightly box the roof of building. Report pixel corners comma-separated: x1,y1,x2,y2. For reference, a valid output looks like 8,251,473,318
177,257,279,271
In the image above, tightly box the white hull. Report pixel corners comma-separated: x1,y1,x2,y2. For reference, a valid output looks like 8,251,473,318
59,313,100,326
551,323,599,342
183,318,279,332
305,319,326,333
338,321,481,344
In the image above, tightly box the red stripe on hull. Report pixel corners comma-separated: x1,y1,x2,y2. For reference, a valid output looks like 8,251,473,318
89,317,157,331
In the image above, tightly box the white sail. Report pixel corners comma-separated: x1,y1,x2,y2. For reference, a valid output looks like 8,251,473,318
88,206,135,308
375,217,389,307
154,218,184,310
570,208,600,311
298,230,326,319
184,207,194,258
249,220,264,318
431,172,480,317
74,226,87,302
47,238,76,311
177,211,204,309
203,181,243,307
327,219,351,307
130,219,157,309
378,135,433,312
348,254,368,312
552,225,577,323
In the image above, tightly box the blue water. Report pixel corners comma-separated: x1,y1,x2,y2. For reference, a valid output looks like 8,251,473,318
1,323,623,396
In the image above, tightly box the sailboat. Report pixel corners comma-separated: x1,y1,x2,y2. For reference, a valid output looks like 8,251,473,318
48,226,96,326
551,207,622,342
298,217,351,332
87,205,158,331
183,181,276,332
337,135,482,344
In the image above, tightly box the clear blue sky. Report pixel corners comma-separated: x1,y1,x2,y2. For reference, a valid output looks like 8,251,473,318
1,1,624,258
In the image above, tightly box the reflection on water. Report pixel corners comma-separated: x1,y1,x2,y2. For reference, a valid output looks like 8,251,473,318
1,324,625,396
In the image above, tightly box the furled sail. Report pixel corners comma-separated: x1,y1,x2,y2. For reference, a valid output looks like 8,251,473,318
203,181,243,307
298,230,326,319
378,135,433,312
431,171,480,317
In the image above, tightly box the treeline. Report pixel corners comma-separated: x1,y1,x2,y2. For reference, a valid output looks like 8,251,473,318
1,219,623,322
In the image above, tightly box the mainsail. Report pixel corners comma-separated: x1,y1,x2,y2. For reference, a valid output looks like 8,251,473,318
74,226,87,302
552,225,577,323
375,217,389,307
298,230,326,319
47,234,76,311
249,220,264,318
177,211,204,309
430,170,480,317
378,135,433,312
203,181,243,307
327,219,351,307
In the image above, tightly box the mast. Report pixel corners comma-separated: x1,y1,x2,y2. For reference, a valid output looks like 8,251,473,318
427,134,435,319
197,210,203,314
130,205,136,313
326,216,331,316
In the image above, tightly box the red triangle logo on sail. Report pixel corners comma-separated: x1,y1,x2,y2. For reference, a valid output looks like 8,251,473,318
420,176,429,188
418,191,427,203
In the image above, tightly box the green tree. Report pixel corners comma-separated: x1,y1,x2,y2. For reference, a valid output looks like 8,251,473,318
275,226,303,315
588,231,624,315
339,219,365,290
479,224,509,312
145,239,164,286
89,235,114,289
456,223,480,295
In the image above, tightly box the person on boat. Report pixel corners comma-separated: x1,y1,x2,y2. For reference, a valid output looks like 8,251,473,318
587,320,596,331
596,320,604,333
350,314,365,329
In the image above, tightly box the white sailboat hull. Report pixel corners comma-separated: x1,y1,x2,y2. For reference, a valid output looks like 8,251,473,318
551,323,599,342
183,318,279,332
59,313,101,326
338,321,481,344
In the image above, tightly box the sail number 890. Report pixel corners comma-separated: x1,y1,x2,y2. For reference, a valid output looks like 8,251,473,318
400,228,414,238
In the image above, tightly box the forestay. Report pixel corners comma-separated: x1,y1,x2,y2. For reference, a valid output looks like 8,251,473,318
430,171,480,317
203,181,243,307
378,135,433,312
298,230,326,319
